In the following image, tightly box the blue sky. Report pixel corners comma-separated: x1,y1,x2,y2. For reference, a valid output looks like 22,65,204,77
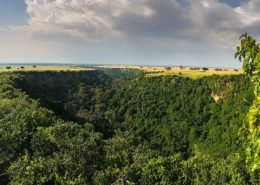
220,0,248,7
0,0,259,67
0,0,27,26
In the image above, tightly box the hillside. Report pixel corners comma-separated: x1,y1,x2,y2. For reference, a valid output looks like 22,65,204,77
0,70,258,185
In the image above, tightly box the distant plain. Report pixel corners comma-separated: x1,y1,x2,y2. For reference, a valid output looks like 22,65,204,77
0,65,92,72
0,64,243,79
98,65,243,79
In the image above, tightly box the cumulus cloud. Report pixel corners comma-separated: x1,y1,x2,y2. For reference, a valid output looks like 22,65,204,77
23,0,259,47
25,0,146,39
113,0,193,38
0,0,259,66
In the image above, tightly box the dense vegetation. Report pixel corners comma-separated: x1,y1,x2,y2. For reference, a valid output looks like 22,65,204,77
0,68,258,184
235,33,259,172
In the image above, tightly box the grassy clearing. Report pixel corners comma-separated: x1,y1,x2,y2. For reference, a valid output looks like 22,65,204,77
0,66,93,72
98,65,243,79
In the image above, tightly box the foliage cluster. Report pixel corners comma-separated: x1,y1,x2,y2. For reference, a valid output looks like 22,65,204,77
235,33,260,172
0,69,258,184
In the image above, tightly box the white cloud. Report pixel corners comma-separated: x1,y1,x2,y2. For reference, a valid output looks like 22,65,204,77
235,0,260,26
23,0,260,47
186,0,260,50
24,0,155,39
0,0,259,65
25,0,119,39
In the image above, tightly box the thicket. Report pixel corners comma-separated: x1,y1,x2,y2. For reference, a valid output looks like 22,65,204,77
0,69,258,184
235,33,259,173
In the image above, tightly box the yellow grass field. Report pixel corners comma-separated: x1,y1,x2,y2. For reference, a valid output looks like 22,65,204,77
0,66,93,72
0,65,243,79
98,65,243,79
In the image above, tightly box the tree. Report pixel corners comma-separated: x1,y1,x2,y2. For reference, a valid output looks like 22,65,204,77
8,122,103,185
235,32,260,172
235,33,259,75
5,66,11,70
0,68,256,184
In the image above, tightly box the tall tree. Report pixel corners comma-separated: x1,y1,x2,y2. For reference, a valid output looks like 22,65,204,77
235,32,260,172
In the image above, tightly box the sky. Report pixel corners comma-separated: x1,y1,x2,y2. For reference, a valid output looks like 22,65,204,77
0,0,259,67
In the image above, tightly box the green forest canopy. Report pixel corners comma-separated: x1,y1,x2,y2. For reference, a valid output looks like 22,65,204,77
0,70,257,185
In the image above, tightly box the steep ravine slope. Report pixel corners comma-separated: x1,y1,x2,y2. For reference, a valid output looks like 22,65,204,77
1,71,257,184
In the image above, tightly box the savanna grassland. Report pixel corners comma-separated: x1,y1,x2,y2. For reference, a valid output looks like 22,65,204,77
0,65,93,72
98,65,243,79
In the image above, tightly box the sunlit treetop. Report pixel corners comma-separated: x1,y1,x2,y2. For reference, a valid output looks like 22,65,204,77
235,32,260,75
